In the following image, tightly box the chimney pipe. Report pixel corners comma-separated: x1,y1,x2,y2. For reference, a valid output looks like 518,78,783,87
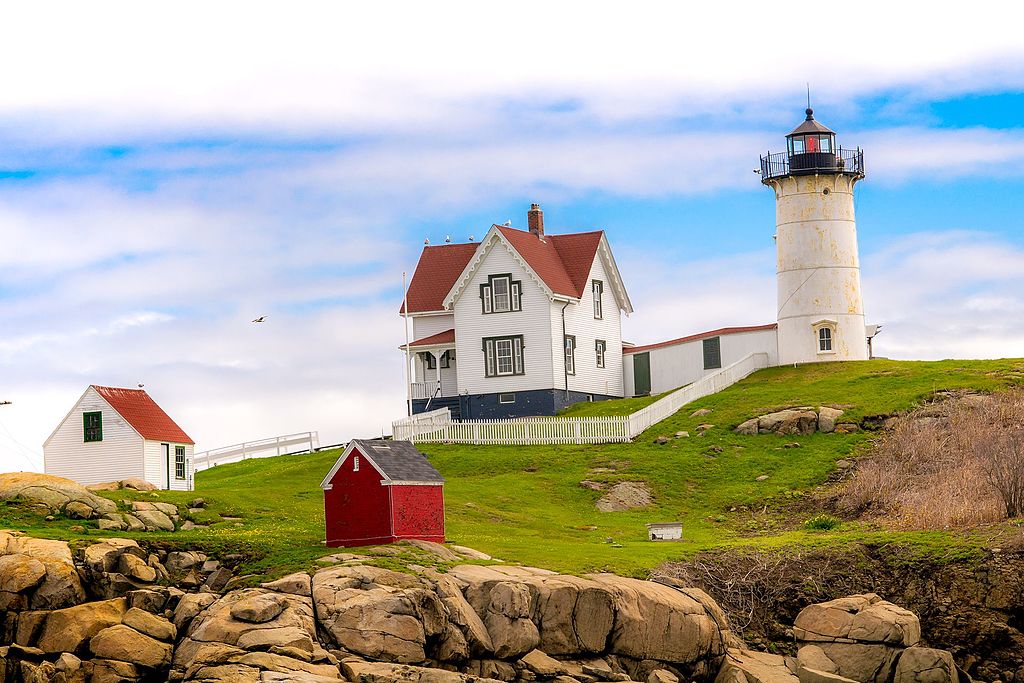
527,204,544,237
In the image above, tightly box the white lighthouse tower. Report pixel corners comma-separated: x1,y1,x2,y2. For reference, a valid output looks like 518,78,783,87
760,108,869,365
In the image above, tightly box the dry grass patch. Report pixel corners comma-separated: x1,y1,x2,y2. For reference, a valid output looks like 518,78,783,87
838,391,1024,528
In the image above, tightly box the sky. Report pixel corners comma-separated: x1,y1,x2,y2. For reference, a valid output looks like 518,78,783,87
2,2,1024,471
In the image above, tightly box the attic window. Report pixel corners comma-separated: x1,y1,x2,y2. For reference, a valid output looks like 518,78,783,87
83,411,103,442
592,280,604,319
353,455,360,472
481,274,522,314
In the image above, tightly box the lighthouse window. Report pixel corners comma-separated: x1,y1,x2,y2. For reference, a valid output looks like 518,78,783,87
819,136,832,152
790,137,804,154
819,327,833,352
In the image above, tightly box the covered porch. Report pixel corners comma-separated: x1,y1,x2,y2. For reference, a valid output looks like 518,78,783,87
402,329,460,414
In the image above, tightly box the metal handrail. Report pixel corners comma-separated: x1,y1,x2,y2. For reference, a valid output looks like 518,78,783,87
760,147,864,181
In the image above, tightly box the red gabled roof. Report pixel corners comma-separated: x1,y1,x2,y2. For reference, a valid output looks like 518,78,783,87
93,386,195,445
404,329,455,348
402,227,606,315
623,324,778,354
401,243,478,314
498,226,604,298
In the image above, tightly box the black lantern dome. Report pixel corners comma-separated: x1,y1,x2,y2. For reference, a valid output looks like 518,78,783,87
760,108,864,182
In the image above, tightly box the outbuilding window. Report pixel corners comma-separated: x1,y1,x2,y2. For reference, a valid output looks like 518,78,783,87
83,411,103,442
175,446,186,480
702,336,722,370
595,339,606,368
353,455,360,472
481,274,522,314
483,335,525,377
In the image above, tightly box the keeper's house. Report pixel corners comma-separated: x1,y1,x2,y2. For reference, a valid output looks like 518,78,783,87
320,439,445,548
43,385,195,491
401,204,633,419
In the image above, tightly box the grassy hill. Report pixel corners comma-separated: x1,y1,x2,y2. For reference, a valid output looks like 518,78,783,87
3,358,1022,580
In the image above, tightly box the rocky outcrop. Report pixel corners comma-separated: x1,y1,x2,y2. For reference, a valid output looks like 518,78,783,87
793,595,960,683
734,407,850,436
0,472,116,519
0,533,992,683
0,531,85,610
86,478,159,492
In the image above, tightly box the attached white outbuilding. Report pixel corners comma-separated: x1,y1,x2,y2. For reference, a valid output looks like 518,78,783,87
43,385,196,491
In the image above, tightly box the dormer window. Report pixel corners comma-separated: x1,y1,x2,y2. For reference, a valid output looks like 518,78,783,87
481,274,521,314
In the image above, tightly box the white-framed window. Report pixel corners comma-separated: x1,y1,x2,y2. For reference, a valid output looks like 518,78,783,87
592,280,604,319
483,335,524,377
499,393,516,404
564,335,576,375
353,455,360,472
595,339,606,368
819,327,833,352
481,274,521,314
174,446,186,480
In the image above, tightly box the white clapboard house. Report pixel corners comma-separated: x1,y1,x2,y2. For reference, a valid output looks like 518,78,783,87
401,204,633,419
43,385,196,491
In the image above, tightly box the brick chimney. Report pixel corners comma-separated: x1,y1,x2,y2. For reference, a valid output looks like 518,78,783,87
527,204,544,237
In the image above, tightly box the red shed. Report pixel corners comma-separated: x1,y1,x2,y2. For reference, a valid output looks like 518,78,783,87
320,439,445,548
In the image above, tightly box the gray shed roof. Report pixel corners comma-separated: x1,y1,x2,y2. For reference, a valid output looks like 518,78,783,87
788,108,835,136
352,439,445,483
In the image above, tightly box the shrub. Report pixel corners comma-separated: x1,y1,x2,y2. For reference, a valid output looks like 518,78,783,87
804,514,841,531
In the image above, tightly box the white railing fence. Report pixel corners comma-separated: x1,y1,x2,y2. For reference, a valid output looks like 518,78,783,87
392,352,770,446
194,431,321,471
626,352,770,437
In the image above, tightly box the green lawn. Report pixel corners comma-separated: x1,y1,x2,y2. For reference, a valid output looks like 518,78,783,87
4,359,1022,580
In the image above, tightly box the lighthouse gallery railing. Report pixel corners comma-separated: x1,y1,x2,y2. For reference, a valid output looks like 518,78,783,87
760,147,864,180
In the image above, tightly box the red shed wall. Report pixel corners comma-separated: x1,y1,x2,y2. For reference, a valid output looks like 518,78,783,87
324,449,393,547
389,484,445,542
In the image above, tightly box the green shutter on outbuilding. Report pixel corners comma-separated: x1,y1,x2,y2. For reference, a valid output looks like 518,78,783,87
703,337,722,370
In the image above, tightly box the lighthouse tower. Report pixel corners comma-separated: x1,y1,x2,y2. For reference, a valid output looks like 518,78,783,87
760,109,869,365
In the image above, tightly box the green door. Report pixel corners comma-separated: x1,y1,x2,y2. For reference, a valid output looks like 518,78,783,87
633,352,651,396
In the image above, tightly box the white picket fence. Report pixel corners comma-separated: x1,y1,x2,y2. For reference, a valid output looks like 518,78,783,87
194,431,321,471
392,352,770,445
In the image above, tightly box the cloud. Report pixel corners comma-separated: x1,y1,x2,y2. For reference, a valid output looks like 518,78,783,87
3,3,1024,138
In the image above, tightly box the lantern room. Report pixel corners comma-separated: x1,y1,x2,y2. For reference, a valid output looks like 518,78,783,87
787,108,836,172
760,108,864,181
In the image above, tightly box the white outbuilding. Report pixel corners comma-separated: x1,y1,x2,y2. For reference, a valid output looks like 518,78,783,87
43,385,195,491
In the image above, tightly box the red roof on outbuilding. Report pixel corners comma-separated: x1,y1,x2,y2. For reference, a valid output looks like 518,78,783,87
93,385,195,444
623,324,778,354
401,227,605,313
